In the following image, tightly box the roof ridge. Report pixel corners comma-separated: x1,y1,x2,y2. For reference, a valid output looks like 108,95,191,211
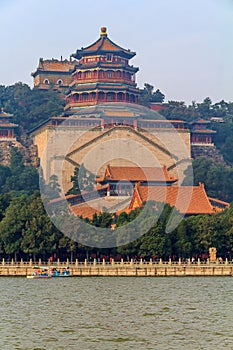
198,182,213,212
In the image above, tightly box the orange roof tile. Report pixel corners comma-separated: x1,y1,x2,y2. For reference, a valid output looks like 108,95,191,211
104,111,135,117
104,165,177,183
70,204,101,220
0,108,13,118
37,59,75,72
0,123,18,127
191,129,216,133
140,119,185,123
133,183,214,215
72,27,135,60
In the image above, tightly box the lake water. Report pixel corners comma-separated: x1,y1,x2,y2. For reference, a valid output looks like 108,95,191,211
0,277,233,350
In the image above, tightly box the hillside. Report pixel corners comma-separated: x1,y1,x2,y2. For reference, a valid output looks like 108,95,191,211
0,82,232,203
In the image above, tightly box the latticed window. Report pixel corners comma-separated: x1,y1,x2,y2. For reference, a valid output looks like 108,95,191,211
116,70,121,78
107,54,113,61
107,71,113,78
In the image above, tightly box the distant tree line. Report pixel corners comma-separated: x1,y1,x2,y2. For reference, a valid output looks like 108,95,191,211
0,193,232,262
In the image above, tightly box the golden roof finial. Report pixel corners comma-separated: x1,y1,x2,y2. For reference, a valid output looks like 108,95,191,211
100,27,107,37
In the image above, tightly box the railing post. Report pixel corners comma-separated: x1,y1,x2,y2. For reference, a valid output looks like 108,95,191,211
121,258,124,266
93,258,97,266
178,258,182,266
20,258,23,266
225,258,228,265
140,258,143,266
84,259,87,266
39,258,42,266
130,258,134,266
149,258,153,266
169,258,172,265
197,258,201,266
159,258,163,265
66,258,69,266
2,258,5,266
57,258,60,267
102,258,105,266
11,259,14,266
75,259,78,266
187,258,191,266
111,258,115,266
29,259,32,266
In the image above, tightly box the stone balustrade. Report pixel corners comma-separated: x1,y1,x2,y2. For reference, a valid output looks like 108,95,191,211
0,258,232,277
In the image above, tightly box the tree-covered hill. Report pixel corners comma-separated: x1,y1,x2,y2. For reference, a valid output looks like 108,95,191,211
0,82,65,133
0,82,232,261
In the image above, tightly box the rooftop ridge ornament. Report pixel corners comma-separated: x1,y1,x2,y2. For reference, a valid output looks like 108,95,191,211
100,27,107,37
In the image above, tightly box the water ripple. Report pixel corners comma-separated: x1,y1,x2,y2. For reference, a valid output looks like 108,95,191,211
0,277,233,349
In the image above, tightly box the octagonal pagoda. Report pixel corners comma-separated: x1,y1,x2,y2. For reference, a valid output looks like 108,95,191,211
65,27,140,111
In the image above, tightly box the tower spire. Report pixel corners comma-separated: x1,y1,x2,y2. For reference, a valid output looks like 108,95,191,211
100,27,107,37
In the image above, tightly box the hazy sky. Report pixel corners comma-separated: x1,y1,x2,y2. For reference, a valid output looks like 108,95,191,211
0,0,232,104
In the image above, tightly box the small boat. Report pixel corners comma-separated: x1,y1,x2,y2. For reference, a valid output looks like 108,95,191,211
27,266,70,278
50,267,70,277
27,266,51,279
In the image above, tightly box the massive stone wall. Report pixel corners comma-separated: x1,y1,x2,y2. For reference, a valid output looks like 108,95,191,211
33,124,191,194
191,144,226,165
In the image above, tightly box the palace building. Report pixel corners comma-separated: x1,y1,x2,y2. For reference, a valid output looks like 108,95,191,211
31,57,75,93
0,108,18,141
189,119,216,146
31,27,229,218
31,27,191,194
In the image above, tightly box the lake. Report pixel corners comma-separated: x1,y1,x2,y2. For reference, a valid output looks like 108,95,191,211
0,277,233,350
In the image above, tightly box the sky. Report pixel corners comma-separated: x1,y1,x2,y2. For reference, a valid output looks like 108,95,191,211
0,0,232,104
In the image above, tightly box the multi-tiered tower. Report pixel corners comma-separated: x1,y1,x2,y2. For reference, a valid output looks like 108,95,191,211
65,27,140,110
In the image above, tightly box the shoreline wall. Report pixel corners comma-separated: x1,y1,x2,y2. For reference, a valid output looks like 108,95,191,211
0,258,233,277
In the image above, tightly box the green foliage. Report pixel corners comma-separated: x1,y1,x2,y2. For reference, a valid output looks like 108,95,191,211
0,193,11,221
0,165,11,191
66,164,95,195
213,122,233,164
183,157,233,202
91,212,113,228
0,147,39,195
0,82,64,132
160,97,233,126
139,83,165,106
42,174,61,200
0,191,63,260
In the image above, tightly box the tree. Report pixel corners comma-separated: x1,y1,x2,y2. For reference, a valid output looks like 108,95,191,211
0,165,11,191
197,97,212,116
91,212,113,228
0,195,29,260
0,193,11,221
67,164,95,195
1,82,64,132
2,147,39,195
0,191,63,261
174,220,192,258
139,83,165,106
43,174,61,200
